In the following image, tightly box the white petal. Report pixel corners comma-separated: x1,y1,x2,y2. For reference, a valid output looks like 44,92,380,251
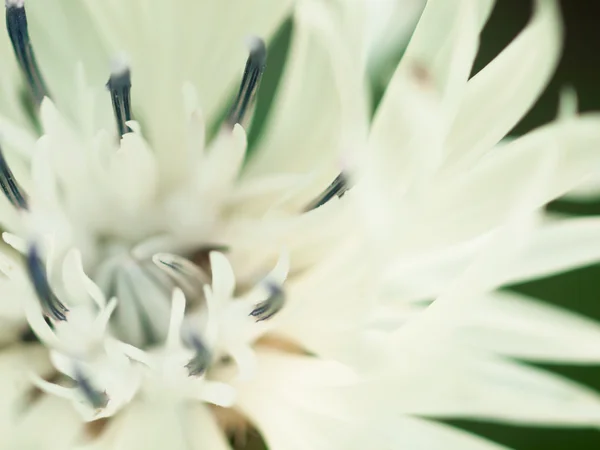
399,0,495,110
364,0,426,76
359,59,445,254
457,290,600,363
0,345,54,446
244,0,369,206
272,241,375,363
383,416,509,450
209,251,236,301
77,400,231,450
445,0,562,169
235,350,372,450
500,216,600,284
382,216,600,301
385,345,600,427
166,288,186,350
62,248,107,308
81,0,292,185
9,395,84,450
409,115,600,255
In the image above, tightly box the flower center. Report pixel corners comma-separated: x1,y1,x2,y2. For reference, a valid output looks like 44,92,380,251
1,0,341,427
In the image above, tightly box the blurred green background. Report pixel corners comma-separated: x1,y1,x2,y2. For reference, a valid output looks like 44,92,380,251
449,0,600,448
249,1,600,449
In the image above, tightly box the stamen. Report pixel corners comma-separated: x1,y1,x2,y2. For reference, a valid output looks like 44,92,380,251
226,36,267,127
153,252,211,292
185,334,212,377
304,172,350,211
0,143,28,209
250,282,285,322
5,0,50,106
106,57,133,137
26,244,69,321
73,365,109,410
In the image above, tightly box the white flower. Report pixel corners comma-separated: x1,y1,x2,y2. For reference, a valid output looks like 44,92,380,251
1,0,600,449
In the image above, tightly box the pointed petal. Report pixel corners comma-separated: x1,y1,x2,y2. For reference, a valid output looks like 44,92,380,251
244,0,369,205
235,350,372,450
500,216,600,284
382,216,600,301
384,416,510,450
458,290,600,363
386,346,600,427
408,115,600,254
81,0,292,184
446,0,563,168
77,400,231,450
399,0,495,109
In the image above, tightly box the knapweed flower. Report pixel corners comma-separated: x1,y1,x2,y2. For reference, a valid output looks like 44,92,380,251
1,0,600,448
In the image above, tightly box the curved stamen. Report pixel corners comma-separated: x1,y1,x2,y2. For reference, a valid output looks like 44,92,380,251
250,282,285,322
5,0,50,106
0,143,28,209
152,252,210,295
227,36,267,127
304,172,350,211
185,334,212,377
73,365,109,410
106,57,133,137
26,244,69,321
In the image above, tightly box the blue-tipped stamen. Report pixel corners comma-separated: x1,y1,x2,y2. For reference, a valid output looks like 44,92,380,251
5,0,50,106
305,172,350,211
106,60,133,137
0,143,28,209
227,37,267,127
26,244,69,321
185,334,212,377
250,282,285,322
73,365,109,409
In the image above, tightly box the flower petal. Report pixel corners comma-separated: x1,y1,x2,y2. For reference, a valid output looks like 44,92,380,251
398,0,495,109
77,400,231,450
383,344,600,427
0,344,56,446
383,416,509,450
445,0,563,169
9,395,84,449
457,290,600,363
244,0,369,205
80,0,292,184
235,350,372,450
382,216,600,301
407,115,600,255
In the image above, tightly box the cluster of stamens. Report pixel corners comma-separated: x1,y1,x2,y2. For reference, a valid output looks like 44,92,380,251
1,0,341,420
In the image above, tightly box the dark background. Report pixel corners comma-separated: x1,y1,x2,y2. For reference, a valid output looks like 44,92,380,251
448,0,600,448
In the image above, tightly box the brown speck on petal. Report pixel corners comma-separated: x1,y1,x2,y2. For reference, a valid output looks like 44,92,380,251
410,62,433,88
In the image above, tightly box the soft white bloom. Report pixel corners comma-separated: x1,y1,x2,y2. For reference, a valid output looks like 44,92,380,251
0,0,600,449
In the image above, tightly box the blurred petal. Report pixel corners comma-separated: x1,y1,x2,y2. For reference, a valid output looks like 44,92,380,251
0,344,54,446
78,0,292,184
446,0,562,169
382,345,600,427
244,0,369,205
235,350,372,450
384,416,510,450
383,216,600,301
78,401,231,450
458,290,600,363
408,115,600,254
399,0,495,109
10,396,83,450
